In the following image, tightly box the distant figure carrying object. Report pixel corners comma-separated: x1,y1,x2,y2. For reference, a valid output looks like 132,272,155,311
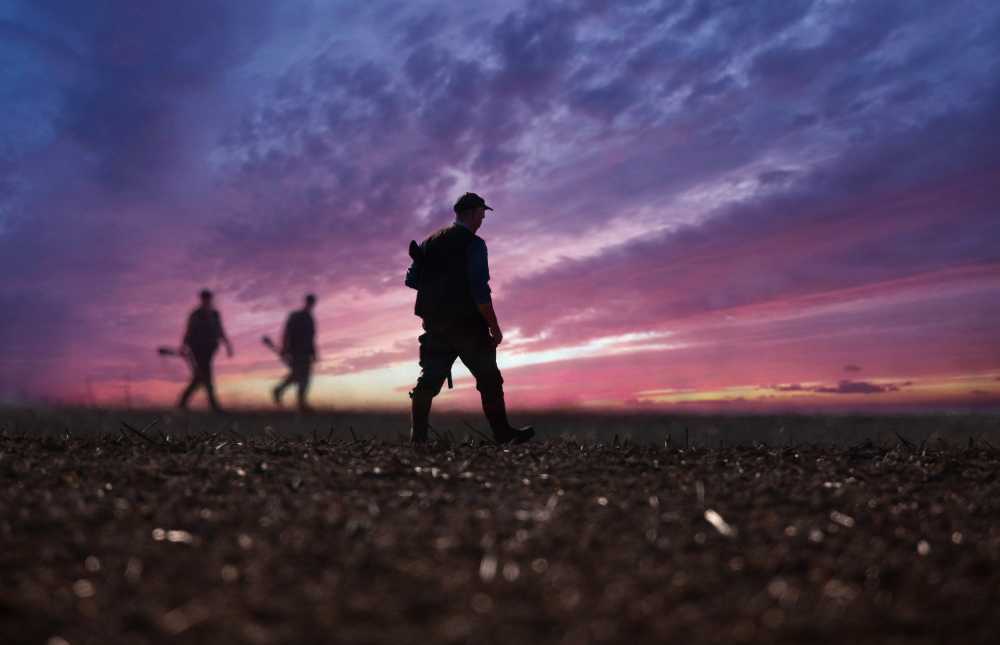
272,294,318,412
178,289,233,412
405,192,534,444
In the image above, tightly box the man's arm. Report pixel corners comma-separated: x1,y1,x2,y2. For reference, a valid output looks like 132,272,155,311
216,312,234,357
477,303,502,346
280,314,292,356
180,313,193,353
308,317,318,361
467,239,501,346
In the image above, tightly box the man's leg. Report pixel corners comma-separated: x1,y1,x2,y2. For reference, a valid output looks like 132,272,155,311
205,381,221,412
273,372,294,405
456,328,534,444
178,376,200,409
193,351,222,412
410,330,456,443
295,361,312,412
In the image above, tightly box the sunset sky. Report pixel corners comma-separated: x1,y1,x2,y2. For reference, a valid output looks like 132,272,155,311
2,0,999,412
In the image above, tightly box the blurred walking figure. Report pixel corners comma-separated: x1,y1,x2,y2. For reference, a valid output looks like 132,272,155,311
272,294,318,412
178,289,233,412
405,192,534,445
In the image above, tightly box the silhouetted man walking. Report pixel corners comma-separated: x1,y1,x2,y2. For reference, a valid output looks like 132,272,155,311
405,192,534,444
178,289,233,411
273,294,318,412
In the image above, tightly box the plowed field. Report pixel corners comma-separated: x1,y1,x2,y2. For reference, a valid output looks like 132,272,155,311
1,409,998,644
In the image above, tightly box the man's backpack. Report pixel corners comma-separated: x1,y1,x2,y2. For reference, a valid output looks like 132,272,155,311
409,229,477,325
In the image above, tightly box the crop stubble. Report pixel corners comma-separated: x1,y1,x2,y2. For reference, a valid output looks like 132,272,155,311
1,416,999,644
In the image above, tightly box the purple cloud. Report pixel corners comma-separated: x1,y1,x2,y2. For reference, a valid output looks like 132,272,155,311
812,380,902,395
764,380,911,395
2,0,999,407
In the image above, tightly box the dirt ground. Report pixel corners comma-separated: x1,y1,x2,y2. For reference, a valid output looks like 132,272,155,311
1,409,999,644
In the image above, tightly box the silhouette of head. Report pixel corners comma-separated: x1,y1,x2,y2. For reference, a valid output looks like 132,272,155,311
199,289,213,307
454,192,493,233
305,293,317,310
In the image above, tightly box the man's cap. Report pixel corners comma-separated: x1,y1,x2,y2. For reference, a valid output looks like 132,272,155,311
454,192,494,214
199,289,213,300
305,293,317,305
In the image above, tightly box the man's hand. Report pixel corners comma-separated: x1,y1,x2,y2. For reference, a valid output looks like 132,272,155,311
478,303,503,347
224,339,234,358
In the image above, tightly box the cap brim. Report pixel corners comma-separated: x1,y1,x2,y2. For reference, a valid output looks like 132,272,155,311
484,205,494,211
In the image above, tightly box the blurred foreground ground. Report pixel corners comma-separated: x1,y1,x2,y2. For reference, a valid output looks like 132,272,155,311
1,408,998,644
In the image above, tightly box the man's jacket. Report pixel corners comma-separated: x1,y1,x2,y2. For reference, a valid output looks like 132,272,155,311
407,224,484,328
282,310,316,359
184,308,225,353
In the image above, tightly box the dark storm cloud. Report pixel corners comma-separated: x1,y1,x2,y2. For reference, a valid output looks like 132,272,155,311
203,2,650,294
488,2,996,242
749,1,908,94
209,0,853,273
0,15,82,64
0,0,278,398
26,0,276,192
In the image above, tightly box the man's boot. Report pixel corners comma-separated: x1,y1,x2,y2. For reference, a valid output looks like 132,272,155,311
410,391,433,444
482,393,534,445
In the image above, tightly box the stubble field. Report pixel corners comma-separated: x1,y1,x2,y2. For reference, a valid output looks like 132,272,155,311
1,408,999,644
